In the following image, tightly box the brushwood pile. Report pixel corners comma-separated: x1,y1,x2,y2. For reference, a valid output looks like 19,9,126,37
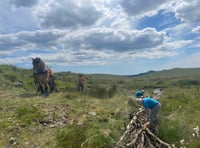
116,108,171,148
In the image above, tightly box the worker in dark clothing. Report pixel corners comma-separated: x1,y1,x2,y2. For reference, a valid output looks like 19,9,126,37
77,74,84,92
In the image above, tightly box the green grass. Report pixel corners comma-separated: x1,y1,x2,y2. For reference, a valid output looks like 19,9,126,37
16,104,44,125
157,87,200,147
0,88,132,147
0,65,200,147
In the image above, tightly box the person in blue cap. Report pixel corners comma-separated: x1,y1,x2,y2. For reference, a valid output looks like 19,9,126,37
135,90,145,98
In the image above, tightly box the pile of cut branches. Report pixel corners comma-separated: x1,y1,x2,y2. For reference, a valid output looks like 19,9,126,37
116,108,171,148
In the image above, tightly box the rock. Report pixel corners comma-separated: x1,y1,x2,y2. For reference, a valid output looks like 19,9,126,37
10,137,17,145
49,125,56,128
88,112,96,116
13,82,23,87
78,121,83,125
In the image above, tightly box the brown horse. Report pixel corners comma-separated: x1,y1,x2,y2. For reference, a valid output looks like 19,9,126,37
32,57,57,96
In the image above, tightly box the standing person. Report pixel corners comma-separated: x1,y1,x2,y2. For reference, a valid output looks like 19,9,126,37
77,74,84,92
136,97,161,128
134,90,145,98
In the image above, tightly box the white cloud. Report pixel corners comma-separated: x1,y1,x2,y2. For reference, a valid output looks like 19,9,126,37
0,0,200,74
164,23,194,41
34,0,102,29
0,29,66,51
30,49,110,66
192,26,200,33
62,27,165,52
118,39,192,60
120,0,169,17
0,56,28,65
120,0,200,24
173,0,200,23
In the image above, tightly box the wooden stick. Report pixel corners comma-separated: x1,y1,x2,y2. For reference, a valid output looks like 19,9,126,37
126,122,150,147
137,132,144,148
126,128,142,147
116,106,171,148
145,128,171,147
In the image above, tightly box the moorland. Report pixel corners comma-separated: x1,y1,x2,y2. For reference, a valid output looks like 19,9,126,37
0,65,200,147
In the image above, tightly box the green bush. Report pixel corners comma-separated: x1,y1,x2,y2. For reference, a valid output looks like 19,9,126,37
87,83,117,99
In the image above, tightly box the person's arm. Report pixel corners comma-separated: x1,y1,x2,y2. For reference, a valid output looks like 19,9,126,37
145,109,150,121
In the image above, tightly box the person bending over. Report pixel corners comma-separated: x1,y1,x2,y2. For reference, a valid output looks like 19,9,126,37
136,97,161,128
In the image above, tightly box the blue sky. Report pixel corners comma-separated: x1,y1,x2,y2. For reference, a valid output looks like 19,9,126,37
0,0,200,75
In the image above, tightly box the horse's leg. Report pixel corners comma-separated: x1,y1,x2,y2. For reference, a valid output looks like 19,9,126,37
37,85,40,92
35,82,41,92
39,84,44,94
49,75,58,92
49,76,54,92
34,75,40,92
44,83,49,96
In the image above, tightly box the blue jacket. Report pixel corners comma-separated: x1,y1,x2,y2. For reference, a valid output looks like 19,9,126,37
143,97,159,109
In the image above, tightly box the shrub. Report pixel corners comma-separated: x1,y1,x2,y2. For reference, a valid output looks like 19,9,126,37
87,83,117,99
4,72,18,82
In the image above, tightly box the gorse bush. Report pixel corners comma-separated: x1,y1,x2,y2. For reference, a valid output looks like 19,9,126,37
89,85,107,98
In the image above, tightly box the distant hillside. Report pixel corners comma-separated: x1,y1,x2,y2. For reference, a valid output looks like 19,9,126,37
1,64,200,80
129,68,200,79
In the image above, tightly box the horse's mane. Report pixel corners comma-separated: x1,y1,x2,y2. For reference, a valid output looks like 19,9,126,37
32,57,46,73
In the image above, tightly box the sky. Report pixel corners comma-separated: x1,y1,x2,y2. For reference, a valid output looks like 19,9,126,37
0,0,200,75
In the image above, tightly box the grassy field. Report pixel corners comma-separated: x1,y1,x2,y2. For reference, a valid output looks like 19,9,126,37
0,65,200,147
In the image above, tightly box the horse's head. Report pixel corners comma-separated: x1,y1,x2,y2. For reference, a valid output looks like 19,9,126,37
32,57,41,65
32,57,45,73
